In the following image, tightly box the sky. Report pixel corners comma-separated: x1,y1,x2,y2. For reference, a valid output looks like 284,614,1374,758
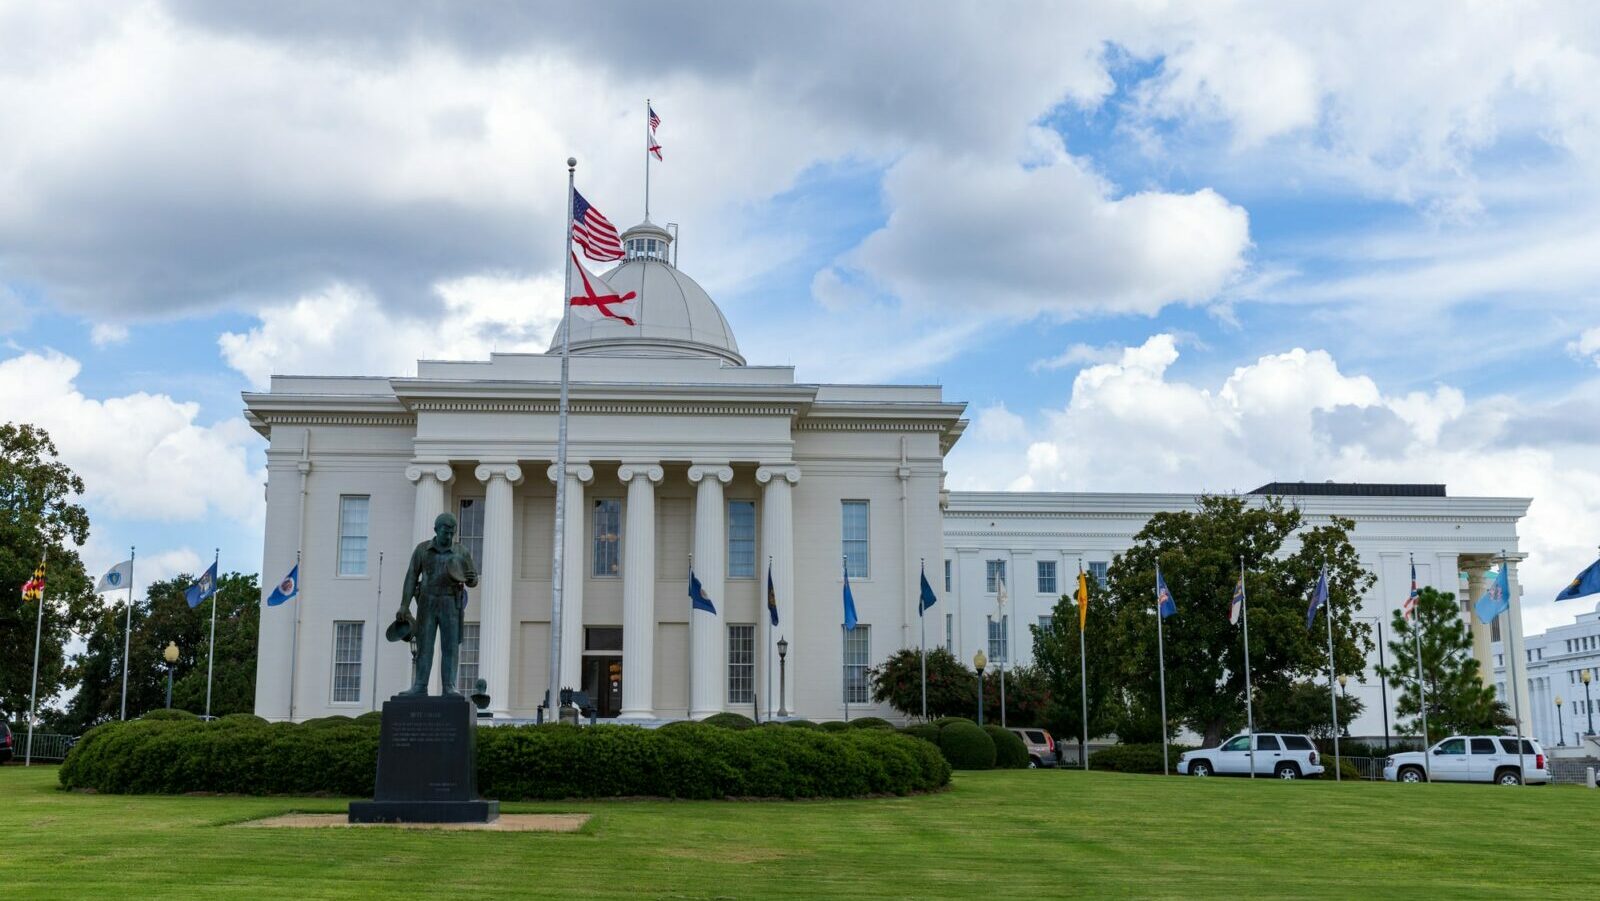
2,1,1599,634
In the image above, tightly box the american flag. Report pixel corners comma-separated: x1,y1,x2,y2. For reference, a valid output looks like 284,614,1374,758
648,104,660,133
1402,560,1419,620
571,190,624,261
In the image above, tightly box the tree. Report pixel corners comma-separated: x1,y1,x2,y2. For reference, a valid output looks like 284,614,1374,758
981,663,1050,727
60,571,260,729
0,423,96,725
1254,679,1365,739
1031,576,1121,755
1101,495,1375,746
1377,586,1510,743
869,647,978,721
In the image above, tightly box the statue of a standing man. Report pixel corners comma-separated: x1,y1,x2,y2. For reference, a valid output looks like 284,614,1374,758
396,512,478,696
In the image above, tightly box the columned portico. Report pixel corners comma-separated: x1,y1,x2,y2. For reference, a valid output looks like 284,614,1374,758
688,463,733,718
1465,563,1493,681
406,463,453,544
1503,554,1533,735
548,462,594,693
475,462,522,715
617,462,664,720
756,464,800,717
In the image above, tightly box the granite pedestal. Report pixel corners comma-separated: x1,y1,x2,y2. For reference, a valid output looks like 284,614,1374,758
348,694,499,824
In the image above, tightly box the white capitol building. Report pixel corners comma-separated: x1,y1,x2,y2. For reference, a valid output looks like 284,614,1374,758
249,217,1534,738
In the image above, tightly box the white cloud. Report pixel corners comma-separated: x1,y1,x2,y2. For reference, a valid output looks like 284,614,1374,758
89,322,129,347
0,350,263,523
947,334,1600,631
1571,326,1600,366
218,273,563,389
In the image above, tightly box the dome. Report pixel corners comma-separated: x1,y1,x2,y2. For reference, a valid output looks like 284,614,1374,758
551,221,743,365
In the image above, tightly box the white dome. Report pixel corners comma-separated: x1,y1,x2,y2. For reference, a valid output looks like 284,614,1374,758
551,222,743,365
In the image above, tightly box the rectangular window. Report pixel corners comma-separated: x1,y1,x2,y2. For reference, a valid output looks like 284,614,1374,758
337,496,370,576
842,501,870,578
457,497,485,569
1471,738,1496,754
1256,735,1281,751
988,615,1009,663
1037,560,1057,595
944,559,952,592
986,560,1007,593
457,623,481,693
728,500,756,579
945,613,953,652
728,624,755,704
843,625,870,704
1037,615,1052,633
332,621,363,703
592,498,621,577
1088,561,1109,587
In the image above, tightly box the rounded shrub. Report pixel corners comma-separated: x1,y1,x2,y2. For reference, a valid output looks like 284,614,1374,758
899,723,938,745
984,725,1029,768
139,709,197,721
218,713,268,726
701,712,757,730
819,720,851,733
848,717,895,731
782,719,824,731
936,720,996,770
933,716,975,728
1088,743,1194,774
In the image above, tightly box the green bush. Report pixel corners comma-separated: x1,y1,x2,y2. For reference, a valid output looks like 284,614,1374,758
59,717,949,800
1318,757,1362,781
701,712,757,731
900,723,939,745
138,709,197,721
936,720,996,770
820,721,851,732
1088,742,1194,774
933,716,975,728
848,717,896,731
984,725,1029,768
782,719,824,731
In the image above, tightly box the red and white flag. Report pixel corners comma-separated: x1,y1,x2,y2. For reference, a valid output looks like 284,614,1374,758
567,252,637,326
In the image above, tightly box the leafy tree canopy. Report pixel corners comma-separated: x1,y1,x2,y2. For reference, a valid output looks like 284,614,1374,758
1377,586,1510,743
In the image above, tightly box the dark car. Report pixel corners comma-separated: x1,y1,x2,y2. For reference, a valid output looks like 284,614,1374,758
0,722,13,763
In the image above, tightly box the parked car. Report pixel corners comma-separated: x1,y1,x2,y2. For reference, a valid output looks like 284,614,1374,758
0,722,13,763
1176,732,1325,779
1383,735,1549,785
1006,727,1057,768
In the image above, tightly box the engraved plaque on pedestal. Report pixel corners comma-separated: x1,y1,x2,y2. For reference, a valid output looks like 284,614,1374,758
348,694,499,823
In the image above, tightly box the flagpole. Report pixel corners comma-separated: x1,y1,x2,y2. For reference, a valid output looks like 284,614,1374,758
1323,565,1341,782
997,576,1007,729
1411,554,1431,780
919,558,928,721
1155,563,1170,776
842,555,850,724
549,157,577,720
768,556,776,723
205,547,219,718
643,99,651,222
1242,557,1256,779
372,550,383,712
25,547,47,766
289,431,310,721
1503,550,1526,786
1078,558,1088,771
120,545,135,720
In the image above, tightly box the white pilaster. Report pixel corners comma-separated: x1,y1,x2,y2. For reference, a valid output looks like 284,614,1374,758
757,464,800,718
618,463,664,720
474,462,522,716
688,463,733,719
1465,563,1493,684
548,462,594,692
406,463,454,694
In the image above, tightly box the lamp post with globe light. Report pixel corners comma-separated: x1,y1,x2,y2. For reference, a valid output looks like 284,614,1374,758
1554,695,1564,746
973,650,987,726
1337,674,1350,738
1583,669,1595,737
776,637,789,718
163,641,179,709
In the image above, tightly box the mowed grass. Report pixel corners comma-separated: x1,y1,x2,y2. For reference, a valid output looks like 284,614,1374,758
2,764,1595,899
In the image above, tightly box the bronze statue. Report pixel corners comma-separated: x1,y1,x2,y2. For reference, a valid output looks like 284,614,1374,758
391,512,478,696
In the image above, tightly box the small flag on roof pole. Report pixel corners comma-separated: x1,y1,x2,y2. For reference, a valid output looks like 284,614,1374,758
571,190,624,261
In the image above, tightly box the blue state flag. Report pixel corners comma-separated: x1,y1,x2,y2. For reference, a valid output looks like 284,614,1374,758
919,563,938,615
1305,567,1328,630
266,564,299,607
1555,558,1600,602
1475,564,1512,624
766,563,779,627
1155,566,1176,619
689,569,717,615
185,560,219,608
843,561,859,631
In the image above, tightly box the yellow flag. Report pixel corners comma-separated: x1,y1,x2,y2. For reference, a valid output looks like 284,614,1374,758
1076,567,1089,631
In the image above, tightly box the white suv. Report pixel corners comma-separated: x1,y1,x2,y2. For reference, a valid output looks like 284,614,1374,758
1383,735,1549,785
1176,732,1326,779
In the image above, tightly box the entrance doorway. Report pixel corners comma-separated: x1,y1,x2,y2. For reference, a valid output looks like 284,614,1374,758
581,656,622,718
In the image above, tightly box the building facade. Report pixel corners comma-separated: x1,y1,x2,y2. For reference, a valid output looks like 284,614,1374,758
1493,601,1600,748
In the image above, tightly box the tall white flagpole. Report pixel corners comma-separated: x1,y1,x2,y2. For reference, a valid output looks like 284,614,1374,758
768,556,775,722
919,558,928,722
1155,563,1170,776
1502,550,1526,786
288,431,310,720
1410,553,1431,780
549,157,577,719
1078,558,1088,771
643,99,651,222
1241,557,1256,779
1323,564,1341,782
372,550,383,712
25,547,47,766
205,547,219,718
120,545,135,720
997,575,1007,728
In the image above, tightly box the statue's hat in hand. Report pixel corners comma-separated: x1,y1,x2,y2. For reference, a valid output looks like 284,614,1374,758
386,610,415,643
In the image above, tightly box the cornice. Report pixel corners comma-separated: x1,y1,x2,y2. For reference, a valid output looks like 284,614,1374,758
253,412,416,428
406,399,802,416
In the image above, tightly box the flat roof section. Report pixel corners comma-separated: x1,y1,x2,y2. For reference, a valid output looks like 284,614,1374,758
1249,481,1447,498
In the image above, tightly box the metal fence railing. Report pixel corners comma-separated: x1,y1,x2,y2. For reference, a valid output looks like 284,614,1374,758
14,732,75,763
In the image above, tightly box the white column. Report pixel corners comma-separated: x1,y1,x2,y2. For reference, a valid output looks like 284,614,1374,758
618,463,663,720
548,462,594,692
406,463,453,694
1465,563,1493,683
474,462,522,716
1505,556,1534,736
757,465,800,717
688,464,733,719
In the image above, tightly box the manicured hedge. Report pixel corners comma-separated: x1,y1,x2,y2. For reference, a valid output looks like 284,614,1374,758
936,720,996,770
984,725,1029,769
59,716,949,800
701,712,757,730
1087,743,1195,774
900,723,939,745
848,717,896,731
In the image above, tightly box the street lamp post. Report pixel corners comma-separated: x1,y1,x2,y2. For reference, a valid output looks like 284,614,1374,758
163,641,179,709
1583,669,1595,737
776,637,788,718
1337,674,1350,738
973,650,987,727
1355,614,1391,754
1554,696,1564,746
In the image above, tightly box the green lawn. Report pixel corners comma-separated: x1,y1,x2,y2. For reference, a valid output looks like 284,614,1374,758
2,764,1594,899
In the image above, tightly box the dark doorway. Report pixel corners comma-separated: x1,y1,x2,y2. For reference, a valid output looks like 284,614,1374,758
581,655,622,718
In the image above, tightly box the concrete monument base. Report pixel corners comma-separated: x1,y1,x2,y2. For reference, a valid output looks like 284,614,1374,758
348,693,499,824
